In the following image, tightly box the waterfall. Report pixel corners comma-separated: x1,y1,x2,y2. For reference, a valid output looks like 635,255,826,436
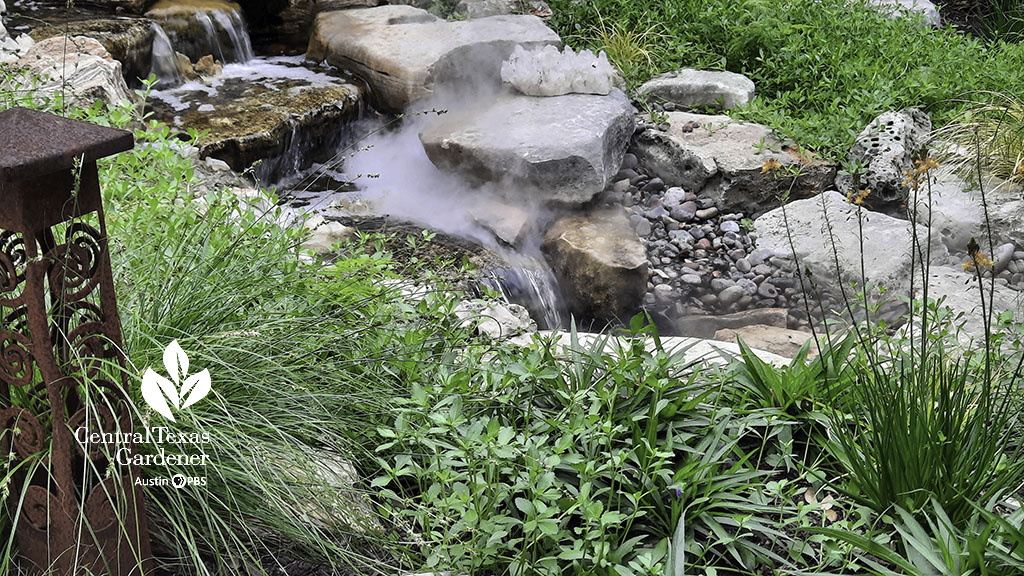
479,255,566,330
154,7,254,74
150,23,181,86
193,11,226,64
211,10,254,62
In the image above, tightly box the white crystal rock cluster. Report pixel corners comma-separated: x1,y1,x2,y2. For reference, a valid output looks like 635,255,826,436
500,45,616,97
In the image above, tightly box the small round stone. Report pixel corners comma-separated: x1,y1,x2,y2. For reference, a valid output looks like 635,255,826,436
757,281,778,298
719,285,745,306
737,278,758,295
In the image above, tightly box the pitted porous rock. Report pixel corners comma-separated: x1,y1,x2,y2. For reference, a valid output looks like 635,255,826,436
835,109,931,213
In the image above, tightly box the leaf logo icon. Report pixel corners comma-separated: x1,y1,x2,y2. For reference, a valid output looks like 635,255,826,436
141,340,211,422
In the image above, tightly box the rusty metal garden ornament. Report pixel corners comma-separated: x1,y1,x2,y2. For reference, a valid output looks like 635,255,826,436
0,107,153,575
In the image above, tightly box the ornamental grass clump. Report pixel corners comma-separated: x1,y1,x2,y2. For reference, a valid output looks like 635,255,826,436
933,92,1024,187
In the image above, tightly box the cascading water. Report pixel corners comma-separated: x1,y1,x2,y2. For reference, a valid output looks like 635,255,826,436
479,258,566,330
211,10,254,62
193,11,226,63
149,7,254,85
142,4,569,331
150,24,182,86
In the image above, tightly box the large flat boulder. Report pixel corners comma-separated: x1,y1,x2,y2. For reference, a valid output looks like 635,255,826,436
754,191,944,295
916,169,1024,253
542,207,648,322
419,89,634,205
306,5,560,111
632,112,835,216
147,57,362,183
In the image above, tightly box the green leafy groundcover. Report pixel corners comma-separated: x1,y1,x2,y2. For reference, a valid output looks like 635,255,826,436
547,0,1024,160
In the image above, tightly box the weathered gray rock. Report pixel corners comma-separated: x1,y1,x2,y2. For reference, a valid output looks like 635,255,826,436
0,33,35,64
542,207,648,321
916,169,1024,254
835,109,931,211
674,307,789,338
639,69,755,111
468,198,532,246
921,265,1021,341
457,0,552,18
13,36,135,109
632,112,835,215
755,190,947,297
306,5,560,111
867,0,941,28
30,18,156,85
454,299,537,339
420,89,634,205
713,325,813,358
993,243,1016,275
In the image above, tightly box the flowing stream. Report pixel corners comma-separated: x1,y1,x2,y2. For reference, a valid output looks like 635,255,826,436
144,6,569,329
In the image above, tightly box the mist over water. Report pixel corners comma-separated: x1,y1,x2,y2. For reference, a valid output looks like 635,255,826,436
332,95,570,328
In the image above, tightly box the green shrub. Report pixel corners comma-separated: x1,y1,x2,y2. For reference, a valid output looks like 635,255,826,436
373,325,803,575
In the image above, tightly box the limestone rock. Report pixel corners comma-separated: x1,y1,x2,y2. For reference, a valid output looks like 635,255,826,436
713,325,814,358
867,0,941,27
0,33,35,65
632,112,835,215
468,198,532,246
916,169,1024,254
13,36,135,109
146,0,242,18
454,299,537,339
921,266,1021,342
510,331,794,366
457,0,552,18
420,89,634,205
639,69,755,111
306,5,560,111
542,207,648,321
30,18,156,85
754,190,947,297
147,58,364,182
193,53,222,76
303,220,355,254
835,109,931,212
